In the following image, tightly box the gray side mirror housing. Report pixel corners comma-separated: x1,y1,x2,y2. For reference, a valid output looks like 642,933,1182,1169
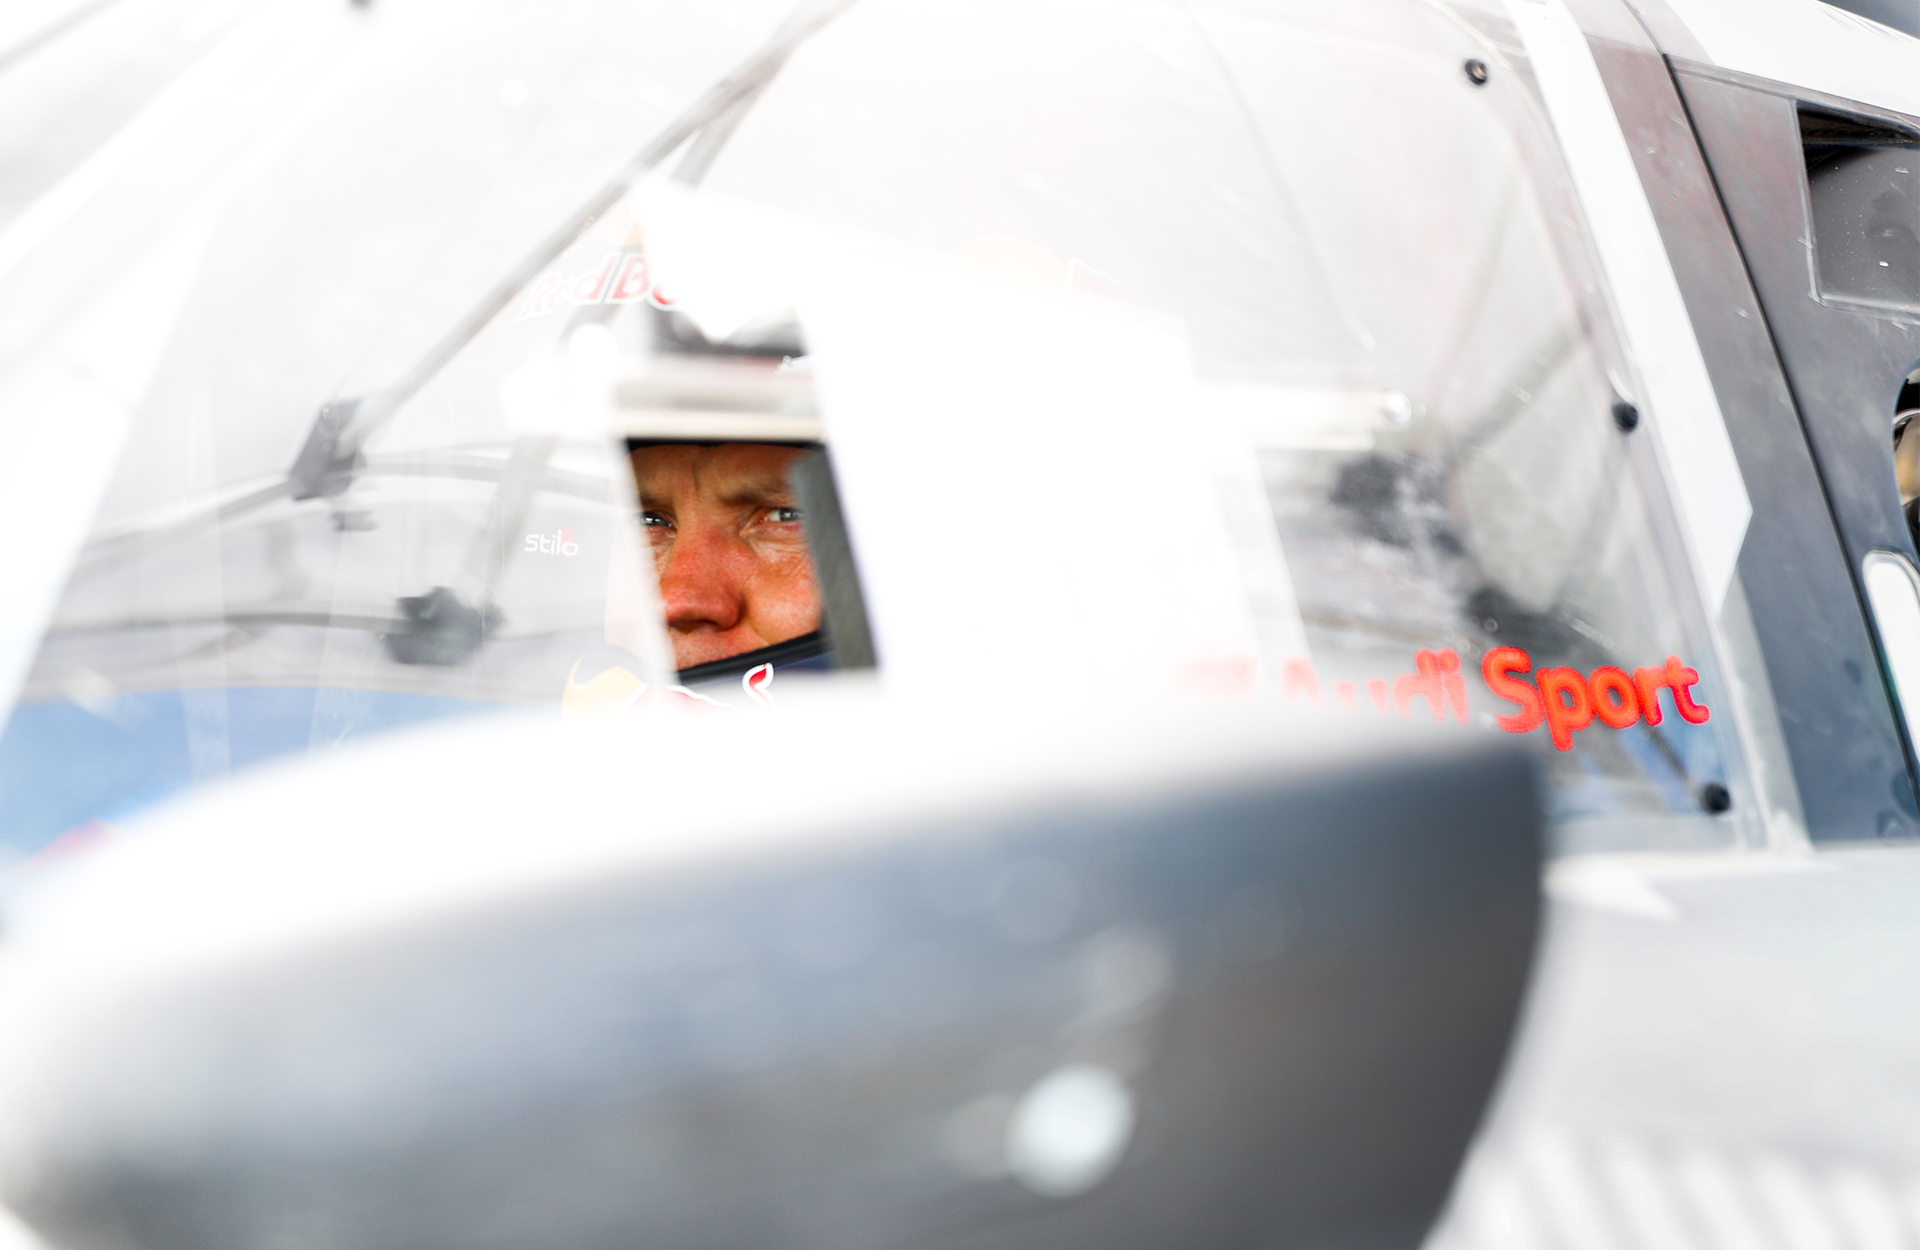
0,712,1541,1250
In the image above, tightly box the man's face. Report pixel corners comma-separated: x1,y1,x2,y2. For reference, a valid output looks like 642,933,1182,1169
630,443,822,670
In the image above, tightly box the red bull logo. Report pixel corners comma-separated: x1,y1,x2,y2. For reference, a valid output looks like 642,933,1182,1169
743,663,776,710
515,251,674,321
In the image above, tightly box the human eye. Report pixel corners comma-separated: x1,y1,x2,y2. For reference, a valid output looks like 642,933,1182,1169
766,506,803,524
640,510,673,530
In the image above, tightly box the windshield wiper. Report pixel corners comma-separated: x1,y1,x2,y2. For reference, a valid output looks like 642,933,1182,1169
288,0,858,501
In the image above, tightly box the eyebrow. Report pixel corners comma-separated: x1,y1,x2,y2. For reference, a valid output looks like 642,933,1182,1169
710,473,797,509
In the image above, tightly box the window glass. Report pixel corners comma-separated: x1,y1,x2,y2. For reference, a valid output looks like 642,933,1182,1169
0,0,798,856
671,0,1773,845
1863,551,1920,752
0,0,1785,857
1802,108,1920,315
0,0,257,237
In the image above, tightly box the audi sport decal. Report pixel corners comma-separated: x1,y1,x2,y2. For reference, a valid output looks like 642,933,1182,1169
1481,646,1708,749
1281,646,1710,750
1281,650,1471,721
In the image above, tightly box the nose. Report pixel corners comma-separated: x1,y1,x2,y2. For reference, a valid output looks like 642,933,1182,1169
655,523,746,636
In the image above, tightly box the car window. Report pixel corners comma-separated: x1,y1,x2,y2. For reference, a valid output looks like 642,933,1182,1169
0,0,258,237
0,0,1799,859
660,0,1791,849
0,0,798,856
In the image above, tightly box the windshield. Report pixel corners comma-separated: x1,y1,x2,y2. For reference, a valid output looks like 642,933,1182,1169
0,0,1797,858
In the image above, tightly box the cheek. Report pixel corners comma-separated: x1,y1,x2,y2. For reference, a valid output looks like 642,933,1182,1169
744,546,822,629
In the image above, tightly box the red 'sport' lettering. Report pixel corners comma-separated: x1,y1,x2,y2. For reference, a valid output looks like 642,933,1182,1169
1632,666,1670,725
1667,656,1710,724
1289,646,1709,746
1484,649,1709,747
1588,666,1640,729
1482,646,1543,734
1537,667,1593,751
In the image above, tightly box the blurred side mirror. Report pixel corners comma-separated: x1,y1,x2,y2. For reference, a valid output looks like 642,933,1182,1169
0,713,1540,1250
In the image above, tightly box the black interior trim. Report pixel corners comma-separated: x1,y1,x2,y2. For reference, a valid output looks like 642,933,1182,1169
789,448,877,671
674,630,828,685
